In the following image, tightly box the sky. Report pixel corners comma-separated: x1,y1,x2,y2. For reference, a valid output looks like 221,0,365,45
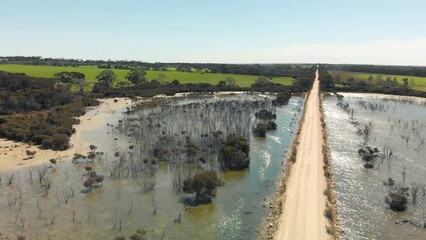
1,0,425,65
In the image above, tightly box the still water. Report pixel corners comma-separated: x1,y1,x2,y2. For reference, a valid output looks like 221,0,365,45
323,93,426,240
0,94,302,239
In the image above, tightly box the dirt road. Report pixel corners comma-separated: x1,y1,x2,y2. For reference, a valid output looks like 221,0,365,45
276,69,328,239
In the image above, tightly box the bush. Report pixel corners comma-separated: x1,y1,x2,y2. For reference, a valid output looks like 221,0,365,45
266,120,277,130
219,135,250,170
41,137,53,149
183,171,222,205
255,110,276,120
273,89,292,106
51,133,70,150
323,188,332,202
326,225,336,236
324,205,334,220
253,123,267,137
0,100,97,151
385,192,407,211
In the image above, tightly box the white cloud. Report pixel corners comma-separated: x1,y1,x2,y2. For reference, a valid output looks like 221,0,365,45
183,38,426,66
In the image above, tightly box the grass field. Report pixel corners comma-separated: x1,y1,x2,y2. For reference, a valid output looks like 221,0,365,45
0,64,294,90
329,70,426,91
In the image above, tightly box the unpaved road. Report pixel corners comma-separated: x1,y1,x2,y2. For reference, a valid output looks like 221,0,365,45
276,69,328,240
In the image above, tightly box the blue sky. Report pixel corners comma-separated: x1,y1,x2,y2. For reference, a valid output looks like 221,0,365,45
1,0,425,65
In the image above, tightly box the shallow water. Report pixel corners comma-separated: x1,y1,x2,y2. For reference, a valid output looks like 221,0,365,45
0,94,303,240
323,93,426,240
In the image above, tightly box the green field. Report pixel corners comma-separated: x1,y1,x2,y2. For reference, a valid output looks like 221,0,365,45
329,70,426,91
0,64,294,90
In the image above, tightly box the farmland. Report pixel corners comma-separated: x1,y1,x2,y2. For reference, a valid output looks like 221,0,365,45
329,70,426,91
0,64,294,90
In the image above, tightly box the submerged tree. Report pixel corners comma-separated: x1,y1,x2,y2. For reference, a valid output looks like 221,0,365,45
89,144,97,153
219,134,250,170
385,191,407,211
83,170,104,190
253,109,277,137
253,123,267,137
183,170,222,205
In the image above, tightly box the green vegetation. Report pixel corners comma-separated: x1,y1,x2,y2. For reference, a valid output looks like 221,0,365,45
183,171,223,205
0,62,315,151
0,64,294,90
329,70,426,91
0,101,95,151
0,71,98,150
219,134,250,170
320,65,426,98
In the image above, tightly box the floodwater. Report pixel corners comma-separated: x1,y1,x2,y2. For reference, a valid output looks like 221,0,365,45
0,94,303,240
323,93,426,240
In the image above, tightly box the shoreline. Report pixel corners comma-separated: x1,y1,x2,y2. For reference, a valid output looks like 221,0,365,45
265,90,425,239
263,91,309,239
0,91,274,172
319,93,341,239
0,91,282,172
0,98,133,171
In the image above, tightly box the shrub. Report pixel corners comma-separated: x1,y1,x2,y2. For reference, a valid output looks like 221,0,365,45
273,89,292,106
219,135,250,170
255,109,276,120
253,123,267,137
74,153,86,160
385,192,407,211
326,225,336,236
323,188,332,202
324,205,334,220
266,120,277,130
51,133,70,150
87,152,96,159
41,137,53,149
0,100,97,151
183,171,222,205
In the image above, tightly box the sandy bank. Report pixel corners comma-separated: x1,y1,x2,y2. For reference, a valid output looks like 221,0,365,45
0,98,132,171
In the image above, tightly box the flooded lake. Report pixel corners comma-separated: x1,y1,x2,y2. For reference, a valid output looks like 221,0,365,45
0,94,303,239
323,93,426,240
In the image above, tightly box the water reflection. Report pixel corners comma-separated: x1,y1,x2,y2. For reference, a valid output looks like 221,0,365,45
324,93,426,240
0,95,303,239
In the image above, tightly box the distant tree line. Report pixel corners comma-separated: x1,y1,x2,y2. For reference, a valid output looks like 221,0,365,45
320,66,426,98
318,66,335,91
0,65,316,151
53,71,85,84
0,56,312,77
325,64,426,78
90,66,316,98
